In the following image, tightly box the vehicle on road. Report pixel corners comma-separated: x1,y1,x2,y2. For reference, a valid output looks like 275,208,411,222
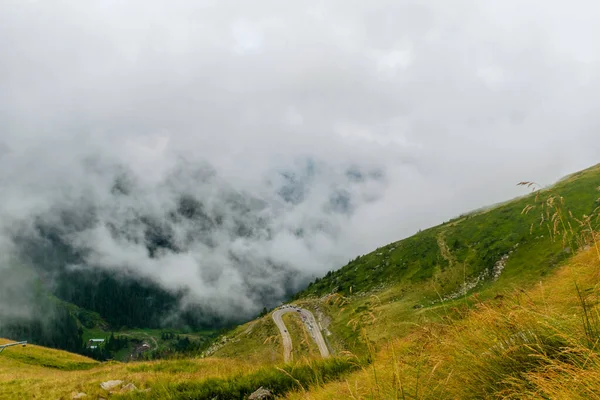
272,306,330,362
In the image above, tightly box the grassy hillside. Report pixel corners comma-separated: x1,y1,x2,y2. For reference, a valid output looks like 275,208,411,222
80,326,217,362
287,246,600,399
301,163,600,301
6,248,600,399
0,337,356,399
4,163,600,399
214,162,600,396
283,164,599,351
208,314,283,364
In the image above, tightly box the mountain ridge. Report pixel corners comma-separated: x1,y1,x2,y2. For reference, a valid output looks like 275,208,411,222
2,162,600,399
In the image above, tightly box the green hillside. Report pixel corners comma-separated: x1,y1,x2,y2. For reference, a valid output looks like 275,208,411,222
0,337,356,399
211,162,600,397
300,163,600,301
269,163,600,359
4,163,600,399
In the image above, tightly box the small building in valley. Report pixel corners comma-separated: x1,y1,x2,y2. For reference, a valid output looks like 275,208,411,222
87,339,105,349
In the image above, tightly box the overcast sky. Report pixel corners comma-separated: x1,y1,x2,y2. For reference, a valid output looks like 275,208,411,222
1,0,600,319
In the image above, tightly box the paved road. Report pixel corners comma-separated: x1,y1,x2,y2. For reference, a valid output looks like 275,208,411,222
272,307,330,362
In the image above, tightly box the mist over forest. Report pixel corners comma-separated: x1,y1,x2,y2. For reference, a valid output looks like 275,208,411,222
1,155,387,330
2,0,600,353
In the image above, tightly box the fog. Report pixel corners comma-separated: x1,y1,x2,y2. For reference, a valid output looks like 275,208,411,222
1,0,600,320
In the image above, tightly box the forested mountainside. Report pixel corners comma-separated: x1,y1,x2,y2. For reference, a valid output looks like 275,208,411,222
2,163,599,363
0,160,376,358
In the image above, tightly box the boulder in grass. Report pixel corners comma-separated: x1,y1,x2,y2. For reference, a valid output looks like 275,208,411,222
100,380,123,391
248,387,274,400
121,383,138,393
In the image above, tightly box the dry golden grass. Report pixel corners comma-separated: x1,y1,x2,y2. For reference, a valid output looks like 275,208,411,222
6,250,598,399
5,175,600,399
286,247,600,400
211,314,283,365
3,252,599,399
0,340,259,399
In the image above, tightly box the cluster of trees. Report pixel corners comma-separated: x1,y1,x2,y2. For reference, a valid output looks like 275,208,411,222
16,205,231,335
105,332,128,352
81,343,110,361
161,331,177,340
0,294,83,354
80,332,131,361
55,269,180,329
160,331,208,353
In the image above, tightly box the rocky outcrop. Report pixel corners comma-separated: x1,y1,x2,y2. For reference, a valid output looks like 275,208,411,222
432,245,517,304
248,387,274,399
100,380,123,391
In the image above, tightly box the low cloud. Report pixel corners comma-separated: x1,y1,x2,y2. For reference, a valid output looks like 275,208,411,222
1,0,600,321
1,150,389,321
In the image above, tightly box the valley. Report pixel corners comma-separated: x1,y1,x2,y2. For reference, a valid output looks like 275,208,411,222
2,163,600,399
3,1,600,398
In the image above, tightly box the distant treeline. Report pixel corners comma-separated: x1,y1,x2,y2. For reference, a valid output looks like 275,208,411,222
0,290,83,354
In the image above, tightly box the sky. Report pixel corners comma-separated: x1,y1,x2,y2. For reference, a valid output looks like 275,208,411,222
1,0,600,321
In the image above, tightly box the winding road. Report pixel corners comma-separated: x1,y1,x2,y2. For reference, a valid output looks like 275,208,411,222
272,306,330,362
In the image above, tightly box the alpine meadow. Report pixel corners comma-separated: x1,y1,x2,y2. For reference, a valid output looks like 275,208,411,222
2,1,600,399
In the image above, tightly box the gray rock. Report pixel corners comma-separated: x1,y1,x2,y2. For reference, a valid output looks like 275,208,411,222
100,380,123,391
72,393,86,399
121,383,138,393
248,386,274,400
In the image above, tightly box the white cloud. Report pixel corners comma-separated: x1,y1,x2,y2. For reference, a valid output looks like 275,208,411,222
1,0,600,320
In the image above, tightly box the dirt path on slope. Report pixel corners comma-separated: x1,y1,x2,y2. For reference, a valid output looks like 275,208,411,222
437,231,456,267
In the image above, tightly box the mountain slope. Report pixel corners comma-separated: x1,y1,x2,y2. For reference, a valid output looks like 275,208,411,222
214,162,600,370
300,163,600,301
0,337,255,398
4,163,600,399
287,246,600,399
0,337,355,399
6,248,600,399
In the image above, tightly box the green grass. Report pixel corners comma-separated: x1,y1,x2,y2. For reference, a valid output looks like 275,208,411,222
285,247,600,400
127,359,203,373
0,339,98,371
211,315,282,364
82,326,110,343
4,163,600,399
300,163,600,302
269,163,600,360
0,338,263,399
81,326,217,361
119,357,360,400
